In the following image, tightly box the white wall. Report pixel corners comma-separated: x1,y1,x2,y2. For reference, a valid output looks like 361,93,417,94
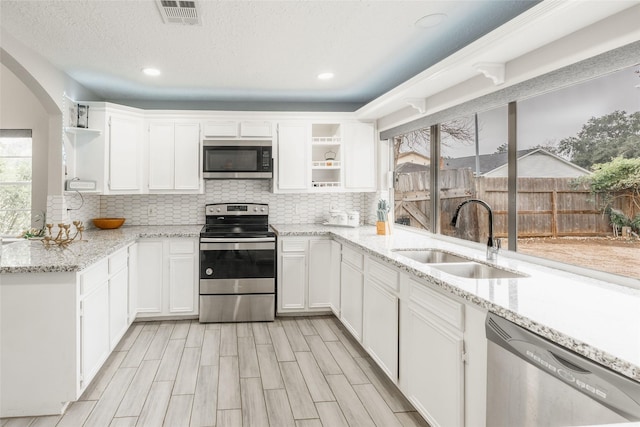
1,30,100,198
0,63,49,217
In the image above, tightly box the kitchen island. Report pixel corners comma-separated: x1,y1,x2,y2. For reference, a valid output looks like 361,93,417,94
0,225,201,417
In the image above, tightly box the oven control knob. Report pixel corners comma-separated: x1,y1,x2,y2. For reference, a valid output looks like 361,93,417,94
216,208,221,212
205,268,214,276
254,207,258,212
261,207,266,212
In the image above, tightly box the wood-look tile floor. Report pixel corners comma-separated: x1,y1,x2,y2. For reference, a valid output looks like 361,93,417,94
1,316,430,427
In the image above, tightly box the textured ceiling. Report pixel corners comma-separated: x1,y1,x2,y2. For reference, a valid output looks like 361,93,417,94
0,0,539,110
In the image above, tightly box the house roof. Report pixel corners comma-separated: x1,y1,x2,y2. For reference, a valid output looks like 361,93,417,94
437,148,591,176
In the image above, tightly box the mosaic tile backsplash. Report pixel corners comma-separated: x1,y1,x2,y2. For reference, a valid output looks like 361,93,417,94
51,180,380,228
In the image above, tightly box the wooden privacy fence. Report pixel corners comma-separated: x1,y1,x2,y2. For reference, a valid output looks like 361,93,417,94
395,170,632,238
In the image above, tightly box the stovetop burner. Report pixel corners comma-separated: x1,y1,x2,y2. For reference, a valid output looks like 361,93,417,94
200,203,274,239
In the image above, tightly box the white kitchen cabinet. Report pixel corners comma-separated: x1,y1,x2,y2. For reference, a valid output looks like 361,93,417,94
339,244,365,341
343,122,376,191
79,261,110,390
363,258,399,381
137,238,198,318
108,249,130,349
400,276,465,427
203,120,272,138
277,236,338,314
240,121,272,137
136,240,164,315
274,120,376,193
168,239,198,314
127,242,138,325
148,121,201,192
276,122,309,190
329,240,342,316
77,102,145,194
107,112,145,192
308,239,333,309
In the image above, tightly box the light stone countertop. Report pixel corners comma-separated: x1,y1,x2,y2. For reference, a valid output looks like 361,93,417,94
0,225,202,274
270,223,640,383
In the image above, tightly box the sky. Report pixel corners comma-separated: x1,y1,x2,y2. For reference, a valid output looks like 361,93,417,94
440,64,640,159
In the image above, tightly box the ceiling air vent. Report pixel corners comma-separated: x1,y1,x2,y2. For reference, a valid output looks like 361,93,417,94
156,0,201,25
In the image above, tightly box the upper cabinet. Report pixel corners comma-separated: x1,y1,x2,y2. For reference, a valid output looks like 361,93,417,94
148,122,201,192
203,120,272,138
73,103,145,195
276,122,309,190
274,120,376,193
343,122,376,191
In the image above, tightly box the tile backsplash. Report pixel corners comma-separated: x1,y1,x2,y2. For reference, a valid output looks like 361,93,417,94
52,180,380,228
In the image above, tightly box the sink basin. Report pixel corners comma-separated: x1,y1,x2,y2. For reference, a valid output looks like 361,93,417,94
392,249,469,264
432,262,527,279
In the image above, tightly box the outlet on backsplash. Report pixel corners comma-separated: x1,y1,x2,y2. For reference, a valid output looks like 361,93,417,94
148,206,156,216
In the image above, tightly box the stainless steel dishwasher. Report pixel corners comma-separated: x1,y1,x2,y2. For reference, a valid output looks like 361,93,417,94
486,313,640,426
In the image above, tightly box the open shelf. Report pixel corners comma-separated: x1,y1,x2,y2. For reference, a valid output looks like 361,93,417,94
64,127,101,136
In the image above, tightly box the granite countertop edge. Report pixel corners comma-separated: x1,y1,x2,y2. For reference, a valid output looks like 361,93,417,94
1,225,202,274
270,223,640,382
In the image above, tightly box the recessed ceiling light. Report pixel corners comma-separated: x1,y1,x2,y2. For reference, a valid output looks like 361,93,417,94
142,67,161,76
317,72,334,80
415,13,447,29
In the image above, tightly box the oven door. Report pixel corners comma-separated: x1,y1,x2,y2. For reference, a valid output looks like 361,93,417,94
199,237,275,294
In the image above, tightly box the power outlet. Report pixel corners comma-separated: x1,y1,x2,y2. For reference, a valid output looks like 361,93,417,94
148,206,155,216
294,204,300,215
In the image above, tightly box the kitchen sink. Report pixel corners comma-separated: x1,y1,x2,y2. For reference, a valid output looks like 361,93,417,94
431,262,527,279
392,249,470,264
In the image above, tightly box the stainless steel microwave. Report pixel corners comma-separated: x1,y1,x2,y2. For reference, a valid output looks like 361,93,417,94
202,140,273,179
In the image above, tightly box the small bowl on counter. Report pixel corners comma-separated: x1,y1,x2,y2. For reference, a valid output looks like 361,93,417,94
92,218,126,229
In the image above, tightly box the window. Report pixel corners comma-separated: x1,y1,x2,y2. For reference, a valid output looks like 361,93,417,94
393,128,433,230
516,65,640,279
0,129,34,237
390,61,640,282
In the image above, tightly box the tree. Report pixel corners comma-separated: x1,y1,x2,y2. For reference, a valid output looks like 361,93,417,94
557,110,640,169
494,140,560,155
577,156,640,233
393,117,474,164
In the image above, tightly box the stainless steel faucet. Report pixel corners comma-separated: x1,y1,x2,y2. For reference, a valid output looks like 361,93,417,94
450,198,501,261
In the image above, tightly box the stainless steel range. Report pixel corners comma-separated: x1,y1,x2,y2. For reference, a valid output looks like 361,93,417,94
199,203,276,322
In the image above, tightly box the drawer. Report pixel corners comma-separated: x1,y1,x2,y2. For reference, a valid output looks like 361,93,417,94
342,245,364,270
170,239,195,255
409,278,464,331
108,248,128,274
80,259,108,295
367,259,399,292
281,239,307,252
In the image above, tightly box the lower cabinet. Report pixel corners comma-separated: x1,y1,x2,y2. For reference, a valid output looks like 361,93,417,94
339,245,364,341
400,276,465,427
79,270,110,390
328,240,342,316
363,258,399,381
277,236,340,314
79,245,132,391
137,237,198,318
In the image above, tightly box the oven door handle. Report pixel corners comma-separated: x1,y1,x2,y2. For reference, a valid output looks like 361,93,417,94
200,237,275,243
200,241,275,251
